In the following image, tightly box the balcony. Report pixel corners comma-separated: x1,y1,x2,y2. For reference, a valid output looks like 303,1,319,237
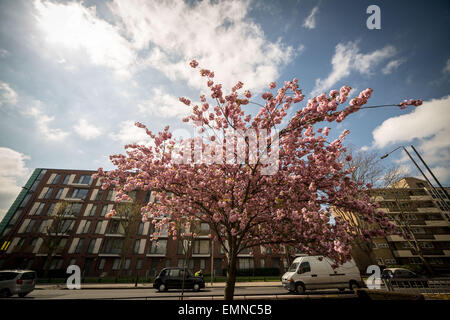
386,235,404,242
434,234,450,241
425,220,449,227
393,250,414,258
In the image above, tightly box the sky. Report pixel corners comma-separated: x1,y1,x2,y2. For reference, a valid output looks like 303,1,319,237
0,0,449,220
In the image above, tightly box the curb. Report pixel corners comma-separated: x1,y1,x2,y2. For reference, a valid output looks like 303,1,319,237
35,282,283,290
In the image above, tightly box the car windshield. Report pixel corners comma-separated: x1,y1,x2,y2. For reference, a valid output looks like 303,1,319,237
288,263,299,272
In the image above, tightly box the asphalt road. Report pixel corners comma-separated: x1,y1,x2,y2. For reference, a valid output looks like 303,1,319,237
17,286,357,300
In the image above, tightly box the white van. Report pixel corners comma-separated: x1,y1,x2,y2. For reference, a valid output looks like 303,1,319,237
281,255,364,294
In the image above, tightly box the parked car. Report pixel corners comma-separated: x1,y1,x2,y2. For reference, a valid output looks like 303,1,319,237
381,268,428,288
0,270,37,298
153,267,205,292
281,255,364,294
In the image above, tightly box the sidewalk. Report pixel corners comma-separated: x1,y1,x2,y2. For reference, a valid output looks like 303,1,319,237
36,281,282,290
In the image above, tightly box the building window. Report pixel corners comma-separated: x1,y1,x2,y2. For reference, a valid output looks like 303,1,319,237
30,203,45,216
192,240,210,254
106,190,114,201
102,238,123,254
61,220,75,234
64,203,82,217
88,205,97,216
69,258,77,266
62,174,70,185
409,258,422,264
137,222,144,235
87,239,96,254
74,239,84,254
107,220,120,234
25,220,36,233
16,238,26,250
71,189,89,200
428,258,443,265
100,205,109,217
166,259,171,268
98,259,106,270
9,209,22,225
30,180,40,192
51,174,61,184
44,204,55,216
200,259,206,270
199,223,210,236
378,243,389,249
95,190,104,201
76,175,92,185
133,240,140,254
136,259,142,270
384,259,397,265
82,221,91,234
238,258,254,270
94,221,102,234
124,259,131,270
148,240,167,255
55,188,63,200
402,242,412,248
411,228,426,234
44,188,54,199
260,259,265,268
49,258,63,270
19,194,32,208
112,258,121,270
177,259,194,269
419,242,434,248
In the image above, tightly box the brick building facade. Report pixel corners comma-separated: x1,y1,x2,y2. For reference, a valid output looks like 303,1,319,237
0,168,289,278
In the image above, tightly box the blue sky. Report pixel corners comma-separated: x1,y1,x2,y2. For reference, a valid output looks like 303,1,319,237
0,0,449,219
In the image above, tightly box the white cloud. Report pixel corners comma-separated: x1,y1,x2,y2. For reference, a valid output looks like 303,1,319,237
109,120,154,146
0,49,9,57
0,148,31,221
303,6,319,29
0,81,18,107
109,0,294,92
138,87,190,119
73,118,102,140
22,102,69,141
382,58,406,75
443,59,450,74
312,41,396,96
33,0,136,78
372,95,450,182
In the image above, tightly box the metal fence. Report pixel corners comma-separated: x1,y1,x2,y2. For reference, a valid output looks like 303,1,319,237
381,278,450,298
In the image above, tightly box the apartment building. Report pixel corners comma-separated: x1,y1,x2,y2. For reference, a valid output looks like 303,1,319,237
0,168,289,278
335,177,450,274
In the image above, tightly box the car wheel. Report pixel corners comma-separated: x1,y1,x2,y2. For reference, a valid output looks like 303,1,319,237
349,281,359,291
18,292,29,298
193,283,200,292
295,283,306,295
0,289,12,298
158,283,167,292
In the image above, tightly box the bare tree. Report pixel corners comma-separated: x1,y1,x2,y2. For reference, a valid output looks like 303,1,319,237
41,201,73,278
111,202,142,279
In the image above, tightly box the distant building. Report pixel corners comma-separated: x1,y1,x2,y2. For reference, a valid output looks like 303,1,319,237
334,177,450,274
0,168,289,278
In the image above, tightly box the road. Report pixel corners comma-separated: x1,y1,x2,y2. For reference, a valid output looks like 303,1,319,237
19,286,357,300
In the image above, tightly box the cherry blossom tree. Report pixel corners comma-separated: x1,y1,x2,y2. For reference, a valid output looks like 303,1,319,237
95,60,421,300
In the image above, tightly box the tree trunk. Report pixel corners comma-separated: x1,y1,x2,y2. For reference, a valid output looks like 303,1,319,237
419,255,434,276
224,254,237,300
43,253,54,279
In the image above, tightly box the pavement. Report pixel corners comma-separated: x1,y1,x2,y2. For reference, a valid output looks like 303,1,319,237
35,281,282,290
